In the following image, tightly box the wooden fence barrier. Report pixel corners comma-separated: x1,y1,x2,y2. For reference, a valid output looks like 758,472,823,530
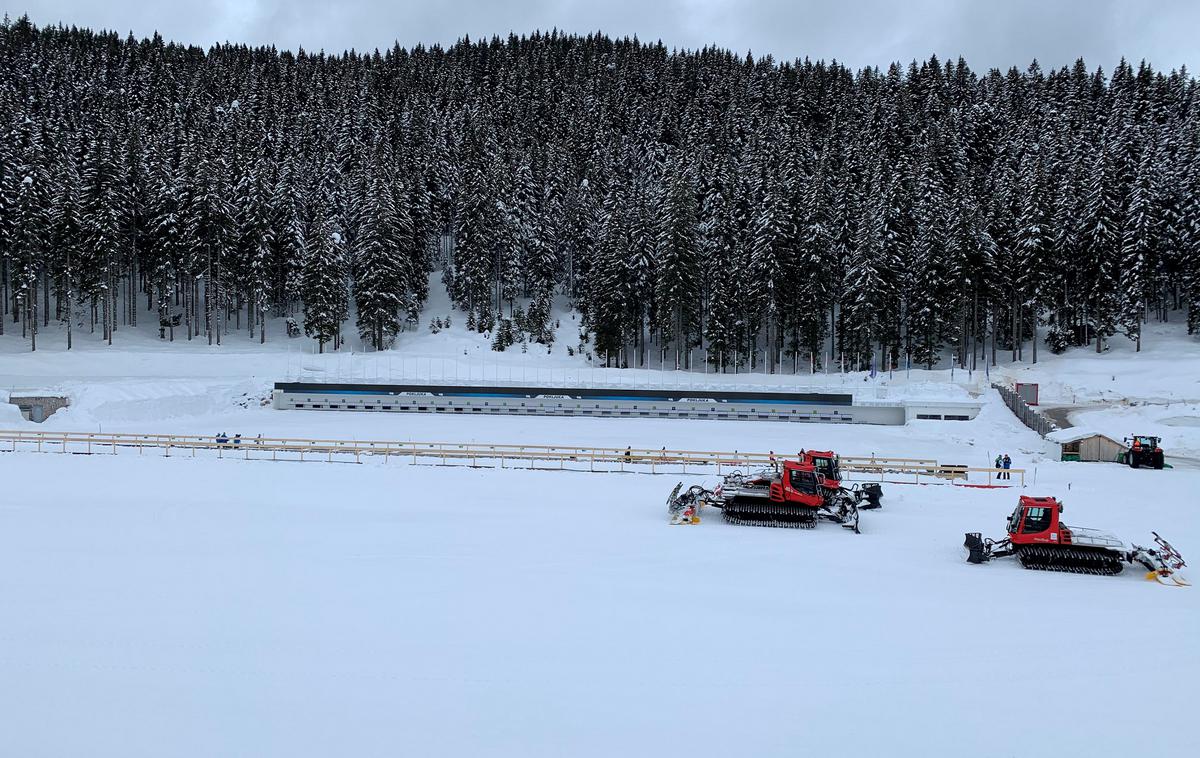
0,429,1023,486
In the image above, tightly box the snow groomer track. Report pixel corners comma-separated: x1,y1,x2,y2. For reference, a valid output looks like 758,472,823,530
271,381,982,424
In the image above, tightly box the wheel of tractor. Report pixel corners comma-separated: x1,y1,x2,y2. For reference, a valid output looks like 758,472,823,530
1131,456,1140,469
1153,452,1165,470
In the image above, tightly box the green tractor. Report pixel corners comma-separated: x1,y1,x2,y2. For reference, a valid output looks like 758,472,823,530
1123,436,1165,469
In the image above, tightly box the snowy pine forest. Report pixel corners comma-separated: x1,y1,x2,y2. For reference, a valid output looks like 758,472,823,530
2,16,1200,370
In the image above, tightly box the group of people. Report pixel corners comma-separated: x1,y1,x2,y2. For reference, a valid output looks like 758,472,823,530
994,453,1013,479
214,432,264,446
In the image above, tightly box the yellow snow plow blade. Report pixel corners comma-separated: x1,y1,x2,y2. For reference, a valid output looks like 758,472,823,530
1149,570,1190,587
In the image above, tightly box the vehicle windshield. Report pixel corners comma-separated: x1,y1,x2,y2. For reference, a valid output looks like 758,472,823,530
811,455,838,481
788,468,818,495
1006,506,1022,534
1021,506,1053,533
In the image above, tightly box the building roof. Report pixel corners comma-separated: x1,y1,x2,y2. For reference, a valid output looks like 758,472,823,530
1045,428,1126,447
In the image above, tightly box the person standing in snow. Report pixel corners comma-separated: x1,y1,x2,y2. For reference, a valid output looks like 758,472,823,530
994,454,1003,480
1002,454,1012,480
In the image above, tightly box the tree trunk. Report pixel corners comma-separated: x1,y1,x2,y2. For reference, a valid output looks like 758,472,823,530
29,285,37,351
1032,309,1038,364
0,257,6,336
991,314,997,366
130,257,137,327
206,248,213,346
42,268,50,327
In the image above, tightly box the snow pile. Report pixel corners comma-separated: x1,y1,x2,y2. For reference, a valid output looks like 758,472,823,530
0,400,27,426
37,379,268,431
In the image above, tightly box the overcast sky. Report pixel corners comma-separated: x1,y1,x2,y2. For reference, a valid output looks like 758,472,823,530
6,0,1198,73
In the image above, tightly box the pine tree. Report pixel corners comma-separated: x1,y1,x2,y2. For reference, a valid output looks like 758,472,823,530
353,166,414,350
1182,137,1200,335
185,147,235,345
1013,140,1048,362
1118,141,1161,350
269,155,307,312
749,174,792,372
1079,135,1123,352
655,161,699,369
908,155,950,369
452,122,502,321
794,162,831,368
842,174,887,368
699,162,740,371
9,139,50,349
301,208,348,352
50,149,84,348
235,159,274,342
81,133,126,344
147,160,184,340
588,188,631,365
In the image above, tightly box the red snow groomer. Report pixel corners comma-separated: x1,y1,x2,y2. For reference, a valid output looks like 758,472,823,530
964,495,1188,586
667,451,882,531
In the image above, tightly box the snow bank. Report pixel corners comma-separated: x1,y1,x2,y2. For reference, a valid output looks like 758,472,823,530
0,400,27,426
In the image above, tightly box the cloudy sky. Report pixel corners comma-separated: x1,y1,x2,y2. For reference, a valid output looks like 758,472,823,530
7,0,1198,72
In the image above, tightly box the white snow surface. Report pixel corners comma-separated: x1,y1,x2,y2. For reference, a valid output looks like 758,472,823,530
995,321,1200,405
2,288,1200,756
1,448,1196,758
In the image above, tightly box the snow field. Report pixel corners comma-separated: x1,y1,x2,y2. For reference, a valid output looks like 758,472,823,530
1,442,1196,758
3,294,1200,756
